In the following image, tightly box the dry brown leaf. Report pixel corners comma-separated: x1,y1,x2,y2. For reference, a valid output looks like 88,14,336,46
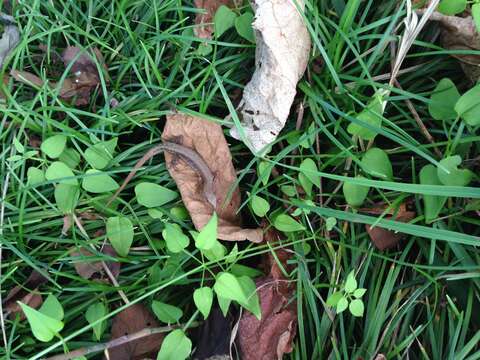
238,233,296,360
70,245,120,281
194,0,231,39
162,113,263,243
362,202,416,250
427,11,480,82
229,0,311,154
10,46,107,105
5,291,43,320
107,303,164,360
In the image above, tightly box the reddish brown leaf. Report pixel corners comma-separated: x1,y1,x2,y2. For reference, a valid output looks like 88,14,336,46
362,202,416,250
194,0,231,39
107,303,164,360
162,113,263,243
70,245,120,281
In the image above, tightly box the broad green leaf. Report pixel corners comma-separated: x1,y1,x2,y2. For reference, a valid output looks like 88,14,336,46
39,294,64,321
213,272,248,304
235,12,255,42
59,148,81,169
135,182,178,208
258,161,271,186
157,329,191,360
214,5,237,37
152,301,183,323
347,93,383,140
273,214,305,232
85,302,107,341
298,172,312,197
343,176,369,207
106,216,134,257
473,4,480,34
344,271,357,293
437,156,473,187
13,137,24,153
428,78,460,120
41,135,67,159
18,302,64,342
454,83,480,126
170,206,189,221
237,276,261,319
45,161,77,185
217,296,231,317
280,185,297,197
225,244,239,263
201,239,227,262
54,184,79,213
162,223,189,253
326,291,343,307
353,288,367,298
419,165,447,222
326,217,337,231
193,287,214,319
197,42,212,56
349,299,364,317
438,0,466,15
361,148,392,180
82,169,119,193
195,213,217,250
229,264,263,278
299,158,320,188
336,296,348,313
27,167,45,185
84,138,117,169
251,194,270,217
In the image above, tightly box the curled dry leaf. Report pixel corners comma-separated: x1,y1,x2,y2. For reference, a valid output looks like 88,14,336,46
3,270,47,320
70,245,120,281
162,113,263,243
107,303,164,360
0,13,20,68
11,46,107,105
238,230,297,360
361,202,416,250
229,0,310,154
427,11,480,82
194,0,231,39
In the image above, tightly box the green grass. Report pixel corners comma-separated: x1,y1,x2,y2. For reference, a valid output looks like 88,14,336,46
1,0,480,359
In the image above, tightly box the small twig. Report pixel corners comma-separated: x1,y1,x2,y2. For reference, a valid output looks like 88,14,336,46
44,323,197,360
101,260,130,305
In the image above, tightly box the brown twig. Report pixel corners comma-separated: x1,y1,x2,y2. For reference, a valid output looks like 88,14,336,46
45,323,199,360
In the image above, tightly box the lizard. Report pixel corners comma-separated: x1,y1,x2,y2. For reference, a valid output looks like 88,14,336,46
107,141,216,208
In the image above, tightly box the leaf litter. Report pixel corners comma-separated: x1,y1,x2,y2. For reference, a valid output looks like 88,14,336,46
229,0,311,154
194,0,232,39
70,244,120,281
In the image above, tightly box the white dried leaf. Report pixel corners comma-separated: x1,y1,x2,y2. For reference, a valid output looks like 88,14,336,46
0,14,20,68
229,0,310,155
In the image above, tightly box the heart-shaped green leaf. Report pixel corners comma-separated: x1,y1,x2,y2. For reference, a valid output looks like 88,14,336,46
428,78,460,120
162,223,189,253
214,5,237,37
85,302,107,341
84,138,118,169
343,176,369,207
273,214,305,232
106,216,134,257
195,213,217,250
41,135,67,159
157,329,192,360
437,156,473,187
45,161,77,185
251,194,270,217
361,148,392,180
54,184,79,214
135,182,178,208
438,0,466,15
419,164,447,222
193,287,214,319
235,12,255,42
347,92,384,140
152,301,183,323
82,169,119,193
19,302,64,342
455,83,480,126
39,294,64,321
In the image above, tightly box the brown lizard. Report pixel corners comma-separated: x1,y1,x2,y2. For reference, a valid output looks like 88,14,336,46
107,141,216,208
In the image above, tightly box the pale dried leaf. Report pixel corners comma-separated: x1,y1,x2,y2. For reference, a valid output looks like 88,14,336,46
70,245,120,280
108,303,164,360
229,0,310,154
194,0,231,39
0,13,19,68
162,113,263,243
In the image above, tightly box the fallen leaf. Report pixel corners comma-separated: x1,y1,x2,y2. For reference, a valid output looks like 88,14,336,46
238,230,296,360
426,11,480,82
162,113,263,243
3,270,47,320
361,202,416,250
70,245,120,281
229,0,311,154
108,303,164,360
0,13,20,68
194,0,231,39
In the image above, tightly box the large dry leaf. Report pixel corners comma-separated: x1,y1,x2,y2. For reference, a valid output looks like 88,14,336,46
427,11,480,82
238,235,297,360
107,303,164,360
0,13,19,68
162,113,263,243
11,46,107,105
229,0,311,154
194,0,231,39
70,245,120,281
361,202,416,250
